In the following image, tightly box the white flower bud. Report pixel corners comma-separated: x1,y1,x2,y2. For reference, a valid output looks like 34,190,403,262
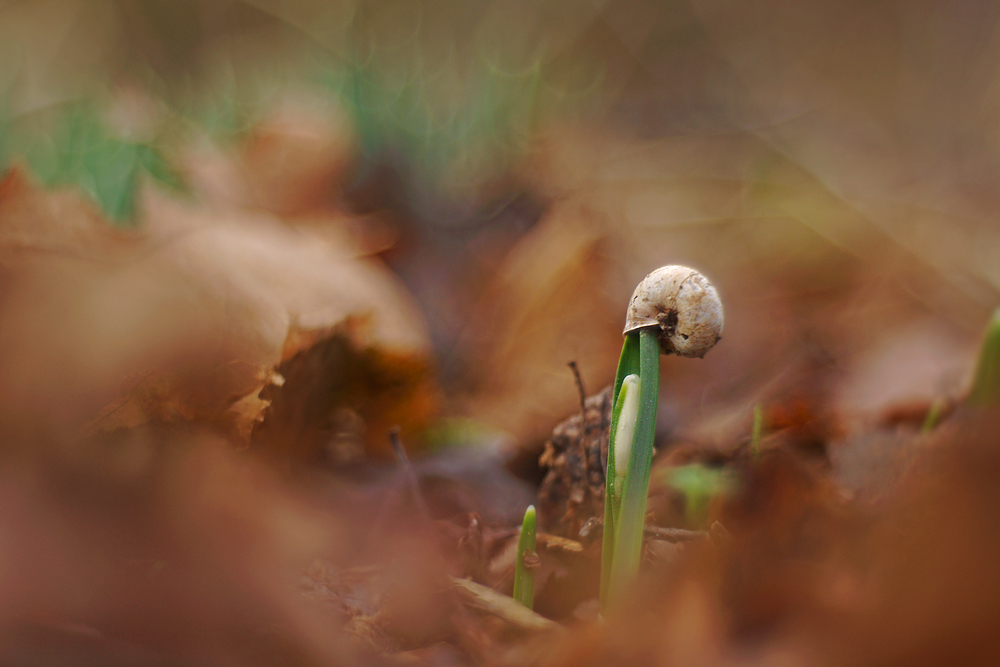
613,374,640,477
624,265,723,358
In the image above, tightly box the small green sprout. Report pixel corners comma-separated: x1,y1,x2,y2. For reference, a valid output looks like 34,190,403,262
664,464,738,529
920,396,947,433
751,403,765,459
600,266,723,611
968,307,1000,408
919,308,998,433
513,505,537,609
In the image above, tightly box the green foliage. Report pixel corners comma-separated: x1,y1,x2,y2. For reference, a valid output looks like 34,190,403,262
0,103,183,226
968,308,1000,408
321,48,559,191
663,464,738,529
512,505,537,609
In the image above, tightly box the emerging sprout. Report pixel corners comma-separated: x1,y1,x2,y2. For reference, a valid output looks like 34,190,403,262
968,307,1000,408
663,463,738,529
624,265,724,358
602,264,724,612
921,396,948,433
513,505,537,609
921,308,998,433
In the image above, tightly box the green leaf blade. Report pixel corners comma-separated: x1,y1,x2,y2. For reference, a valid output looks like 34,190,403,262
612,332,641,403
600,333,641,612
608,328,660,606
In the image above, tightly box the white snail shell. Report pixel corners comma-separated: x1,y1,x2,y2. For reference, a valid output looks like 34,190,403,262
624,265,723,358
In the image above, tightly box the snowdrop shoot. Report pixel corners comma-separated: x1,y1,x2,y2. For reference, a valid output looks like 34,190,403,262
601,265,723,612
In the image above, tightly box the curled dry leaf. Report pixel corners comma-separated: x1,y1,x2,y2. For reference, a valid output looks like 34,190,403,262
460,201,623,447
0,168,436,458
239,96,357,217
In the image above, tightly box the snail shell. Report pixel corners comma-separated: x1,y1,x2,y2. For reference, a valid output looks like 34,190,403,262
624,265,723,358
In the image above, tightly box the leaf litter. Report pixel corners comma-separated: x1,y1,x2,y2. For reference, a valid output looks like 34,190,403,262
2,4,1000,663
2,107,999,666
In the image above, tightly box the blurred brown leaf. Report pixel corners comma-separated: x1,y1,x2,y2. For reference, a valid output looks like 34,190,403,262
0,167,436,459
459,200,623,447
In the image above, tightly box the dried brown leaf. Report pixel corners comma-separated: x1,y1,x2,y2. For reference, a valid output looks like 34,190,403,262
0,169,436,457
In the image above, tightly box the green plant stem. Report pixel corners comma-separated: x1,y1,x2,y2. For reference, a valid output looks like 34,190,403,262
600,333,641,611
968,308,1000,407
607,329,660,607
512,505,537,609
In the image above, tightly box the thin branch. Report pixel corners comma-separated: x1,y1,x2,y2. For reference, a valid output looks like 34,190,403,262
644,526,708,543
567,360,587,424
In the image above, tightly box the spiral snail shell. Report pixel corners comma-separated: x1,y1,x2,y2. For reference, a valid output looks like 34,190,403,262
624,265,723,358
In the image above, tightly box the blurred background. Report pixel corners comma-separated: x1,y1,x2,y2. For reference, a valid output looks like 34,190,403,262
3,0,995,440
1,0,1000,664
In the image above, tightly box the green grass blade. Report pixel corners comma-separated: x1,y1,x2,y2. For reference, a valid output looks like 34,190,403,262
968,308,1000,407
608,329,660,604
513,505,537,609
